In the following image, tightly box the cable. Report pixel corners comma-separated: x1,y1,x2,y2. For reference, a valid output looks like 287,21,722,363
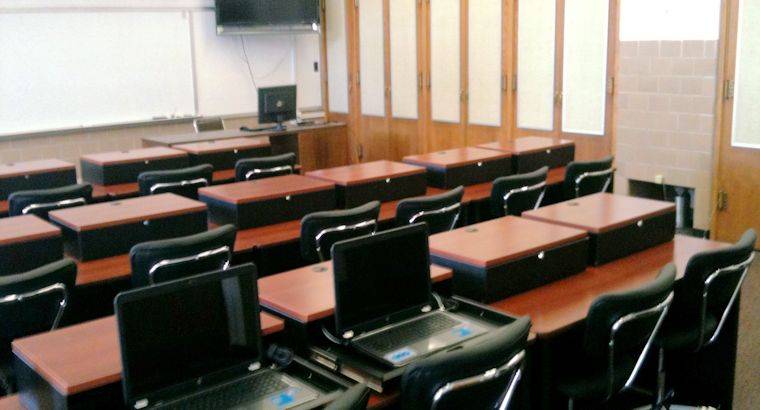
239,35,258,91
321,324,345,346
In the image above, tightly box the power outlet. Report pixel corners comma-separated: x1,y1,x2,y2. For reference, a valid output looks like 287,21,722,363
654,174,664,184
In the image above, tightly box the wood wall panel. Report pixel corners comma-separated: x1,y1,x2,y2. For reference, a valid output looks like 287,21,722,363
324,0,617,165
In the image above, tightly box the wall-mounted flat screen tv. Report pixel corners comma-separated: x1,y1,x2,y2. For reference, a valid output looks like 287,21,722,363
215,0,321,35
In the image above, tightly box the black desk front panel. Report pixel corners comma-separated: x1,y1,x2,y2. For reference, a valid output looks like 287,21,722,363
425,158,512,189
0,169,77,201
337,173,427,209
81,156,190,186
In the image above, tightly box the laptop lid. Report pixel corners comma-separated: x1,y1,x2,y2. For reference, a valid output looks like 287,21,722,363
115,264,262,409
332,223,433,340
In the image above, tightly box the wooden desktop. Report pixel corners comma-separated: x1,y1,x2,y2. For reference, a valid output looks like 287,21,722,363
11,313,284,408
306,160,427,208
402,147,513,188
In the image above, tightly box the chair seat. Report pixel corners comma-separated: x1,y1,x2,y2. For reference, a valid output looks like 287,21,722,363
659,314,718,352
556,355,638,401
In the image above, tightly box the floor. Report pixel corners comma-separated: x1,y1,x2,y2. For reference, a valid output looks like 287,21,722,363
734,251,759,409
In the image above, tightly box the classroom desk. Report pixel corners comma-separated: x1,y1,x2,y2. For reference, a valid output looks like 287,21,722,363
49,194,207,261
259,261,453,323
88,168,242,200
174,137,272,170
199,174,336,229
229,187,444,253
477,136,575,173
11,313,284,408
0,159,77,201
402,147,512,189
429,216,589,302
306,160,427,208
490,234,728,337
141,123,350,172
142,123,346,147
80,147,189,186
522,193,676,265
0,215,63,275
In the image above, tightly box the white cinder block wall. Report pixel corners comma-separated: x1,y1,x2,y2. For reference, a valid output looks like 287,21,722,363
615,0,722,230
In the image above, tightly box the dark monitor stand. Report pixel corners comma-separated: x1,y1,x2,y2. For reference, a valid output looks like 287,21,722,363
242,85,297,133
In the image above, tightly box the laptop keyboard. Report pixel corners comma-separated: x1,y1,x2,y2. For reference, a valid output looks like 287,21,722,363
355,313,460,354
161,372,289,410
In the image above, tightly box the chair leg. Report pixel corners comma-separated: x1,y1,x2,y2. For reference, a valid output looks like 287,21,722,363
654,347,666,409
568,398,574,410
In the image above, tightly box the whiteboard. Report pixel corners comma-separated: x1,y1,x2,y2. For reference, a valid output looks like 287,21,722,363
430,0,461,123
0,11,196,135
192,10,296,117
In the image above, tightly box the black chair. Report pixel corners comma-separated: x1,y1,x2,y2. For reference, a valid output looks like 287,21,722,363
235,152,297,182
129,225,236,288
400,316,531,410
325,383,371,410
563,156,615,199
654,229,756,408
0,259,77,395
555,264,675,408
8,184,93,219
300,201,381,263
193,117,225,133
137,164,213,199
490,166,548,217
396,186,464,234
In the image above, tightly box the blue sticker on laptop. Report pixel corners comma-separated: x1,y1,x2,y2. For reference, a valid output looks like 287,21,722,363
271,387,299,408
384,347,417,364
454,326,473,338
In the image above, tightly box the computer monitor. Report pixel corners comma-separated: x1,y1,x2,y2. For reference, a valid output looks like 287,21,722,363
258,85,296,131
332,223,432,338
115,264,261,407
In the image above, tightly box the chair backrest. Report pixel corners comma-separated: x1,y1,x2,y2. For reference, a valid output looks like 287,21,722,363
300,201,381,263
396,186,464,234
401,316,531,410
490,167,548,217
325,383,371,410
129,225,237,288
563,156,615,199
234,152,297,182
0,259,77,358
193,117,225,133
8,184,93,219
675,228,756,352
583,264,675,401
137,164,214,199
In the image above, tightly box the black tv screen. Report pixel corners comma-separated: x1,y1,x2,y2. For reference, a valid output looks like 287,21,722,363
216,0,320,27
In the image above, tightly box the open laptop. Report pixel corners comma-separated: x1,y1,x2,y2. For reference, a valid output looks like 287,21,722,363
332,223,488,368
115,264,319,410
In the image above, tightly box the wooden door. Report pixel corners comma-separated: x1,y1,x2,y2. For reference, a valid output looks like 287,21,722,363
712,0,760,243
512,0,617,160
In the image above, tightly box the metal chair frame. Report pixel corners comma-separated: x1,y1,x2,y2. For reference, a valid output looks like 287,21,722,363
408,202,462,232
147,245,231,285
21,197,87,215
149,177,209,195
244,165,294,180
314,219,378,261
574,168,615,198
502,181,546,216
0,283,69,330
432,350,527,410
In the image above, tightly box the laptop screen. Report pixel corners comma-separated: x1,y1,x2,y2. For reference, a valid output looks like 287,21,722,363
116,264,262,405
332,223,432,335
